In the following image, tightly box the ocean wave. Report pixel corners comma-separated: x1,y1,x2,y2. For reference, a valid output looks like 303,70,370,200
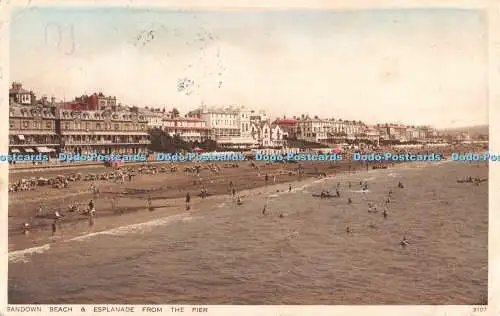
68,214,196,242
387,173,401,178
9,244,51,263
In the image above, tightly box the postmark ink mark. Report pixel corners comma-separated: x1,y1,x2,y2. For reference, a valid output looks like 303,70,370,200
44,22,75,55
177,78,195,95
135,30,155,47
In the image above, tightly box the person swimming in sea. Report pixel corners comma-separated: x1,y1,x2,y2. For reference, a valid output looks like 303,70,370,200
54,210,62,220
22,222,30,234
400,236,409,247
237,196,243,205
336,189,341,197
348,198,352,204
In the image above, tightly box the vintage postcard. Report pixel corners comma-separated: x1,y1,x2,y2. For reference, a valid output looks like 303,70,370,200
0,0,496,315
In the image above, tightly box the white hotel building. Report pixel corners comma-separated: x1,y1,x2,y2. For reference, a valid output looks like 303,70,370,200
297,118,367,143
162,117,210,142
199,106,256,148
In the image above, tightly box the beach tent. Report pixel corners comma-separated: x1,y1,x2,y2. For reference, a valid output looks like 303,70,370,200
108,160,125,168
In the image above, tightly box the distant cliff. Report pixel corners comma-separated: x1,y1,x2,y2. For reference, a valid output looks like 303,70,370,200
439,125,488,137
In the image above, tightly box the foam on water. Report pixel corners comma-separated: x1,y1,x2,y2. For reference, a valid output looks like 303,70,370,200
387,173,401,178
349,189,371,193
68,214,196,242
9,244,51,263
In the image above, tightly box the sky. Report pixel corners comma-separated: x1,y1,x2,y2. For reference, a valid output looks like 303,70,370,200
10,7,488,128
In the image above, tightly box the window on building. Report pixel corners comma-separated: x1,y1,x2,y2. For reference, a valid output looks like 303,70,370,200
33,122,38,128
46,121,52,128
115,124,119,130
125,123,129,129
141,124,145,130
10,120,14,128
96,123,101,130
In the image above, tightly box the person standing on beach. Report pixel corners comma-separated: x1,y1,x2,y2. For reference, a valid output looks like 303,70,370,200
265,173,269,182
52,220,57,235
289,184,292,192
186,192,191,210
147,195,153,210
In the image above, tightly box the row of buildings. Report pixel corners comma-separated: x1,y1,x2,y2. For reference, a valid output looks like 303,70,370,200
8,82,454,156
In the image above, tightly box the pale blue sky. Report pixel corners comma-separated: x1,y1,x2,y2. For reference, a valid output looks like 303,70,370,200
10,7,487,128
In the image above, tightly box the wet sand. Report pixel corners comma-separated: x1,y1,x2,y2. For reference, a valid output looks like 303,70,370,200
8,159,488,304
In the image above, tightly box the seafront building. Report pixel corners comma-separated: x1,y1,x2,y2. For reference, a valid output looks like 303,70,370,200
250,121,285,148
295,117,367,144
7,82,459,158
162,116,210,142
142,108,165,130
198,105,256,149
8,102,59,156
9,82,35,106
56,107,150,155
8,83,151,156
